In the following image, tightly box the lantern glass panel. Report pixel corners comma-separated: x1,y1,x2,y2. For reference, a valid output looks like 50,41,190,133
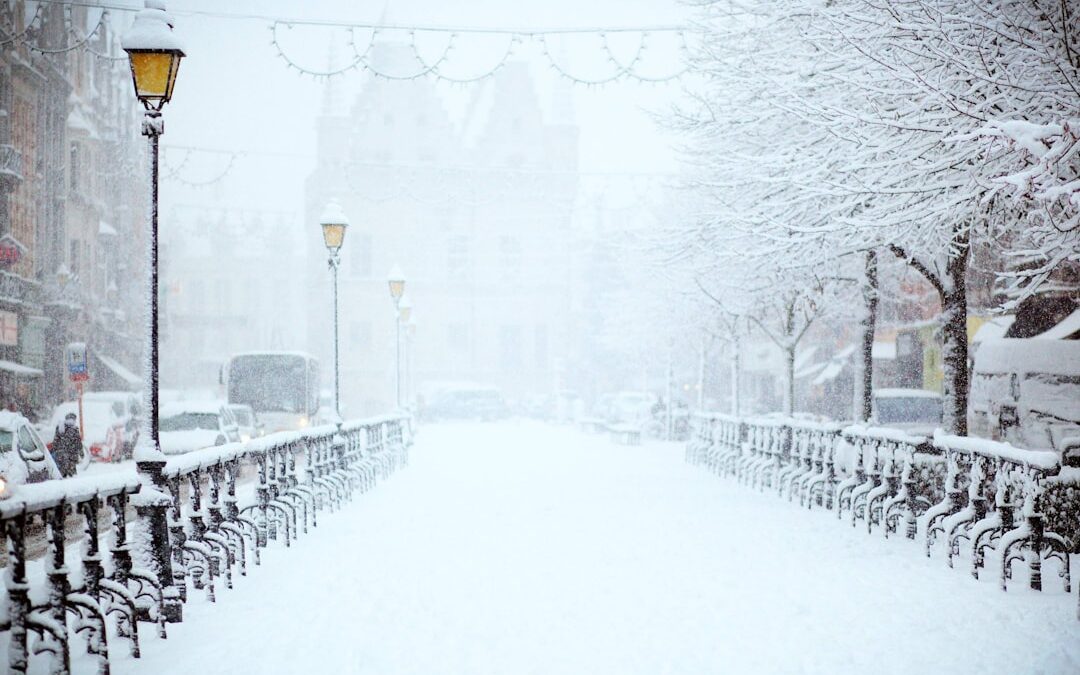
129,51,180,101
322,223,347,250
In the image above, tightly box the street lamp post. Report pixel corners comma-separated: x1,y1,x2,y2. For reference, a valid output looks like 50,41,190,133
398,296,413,409
406,316,417,408
320,203,350,421
121,0,185,623
387,266,406,408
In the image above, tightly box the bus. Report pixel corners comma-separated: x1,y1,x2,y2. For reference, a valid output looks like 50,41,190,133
224,352,320,433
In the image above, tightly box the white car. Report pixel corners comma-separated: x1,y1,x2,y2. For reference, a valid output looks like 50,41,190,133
226,403,264,443
0,411,62,495
158,401,241,455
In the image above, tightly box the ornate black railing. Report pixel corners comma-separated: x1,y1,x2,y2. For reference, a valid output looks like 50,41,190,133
687,413,1077,617
0,413,412,674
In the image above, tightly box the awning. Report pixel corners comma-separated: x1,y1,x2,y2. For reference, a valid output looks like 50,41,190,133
98,220,118,236
0,360,43,377
92,350,141,388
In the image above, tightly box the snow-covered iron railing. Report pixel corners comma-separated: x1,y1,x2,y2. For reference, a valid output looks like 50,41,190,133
0,413,412,674
687,412,1077,617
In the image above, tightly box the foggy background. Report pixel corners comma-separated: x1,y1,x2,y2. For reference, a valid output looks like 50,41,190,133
155,0,691,414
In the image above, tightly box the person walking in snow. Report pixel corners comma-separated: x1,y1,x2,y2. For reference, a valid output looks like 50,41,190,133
52,413,83,478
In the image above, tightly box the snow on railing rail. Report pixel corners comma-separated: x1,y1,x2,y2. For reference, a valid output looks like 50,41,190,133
0,412,413,674
686,412,1076,619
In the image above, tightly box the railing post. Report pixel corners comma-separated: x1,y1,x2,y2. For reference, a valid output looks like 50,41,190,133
5,514,30,674
132,460,183,623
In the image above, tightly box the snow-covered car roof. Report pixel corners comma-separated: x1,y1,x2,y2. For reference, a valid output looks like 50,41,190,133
873,389,942,400
0,410,31,431
975,338,1080,376
159,429,222,455
160,400,227,417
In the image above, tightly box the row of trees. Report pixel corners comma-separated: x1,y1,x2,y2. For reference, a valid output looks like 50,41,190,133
660,0,1080,434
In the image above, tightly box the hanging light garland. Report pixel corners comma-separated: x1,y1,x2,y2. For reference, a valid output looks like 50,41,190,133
11,1,692,85
270,22,691,85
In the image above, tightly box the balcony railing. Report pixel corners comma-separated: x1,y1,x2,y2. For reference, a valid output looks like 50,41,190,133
0,144,23,183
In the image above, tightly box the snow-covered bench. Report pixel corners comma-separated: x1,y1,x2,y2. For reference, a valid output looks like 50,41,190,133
609,424,642,446
578,417,608,434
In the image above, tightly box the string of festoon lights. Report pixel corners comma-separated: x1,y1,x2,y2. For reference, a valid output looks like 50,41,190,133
8,0,694,85
270,23,691,85
161,143,674,212
161,146,240,189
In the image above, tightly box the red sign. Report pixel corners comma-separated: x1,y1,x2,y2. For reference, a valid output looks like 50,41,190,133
0,235,25,267
70,372,89,382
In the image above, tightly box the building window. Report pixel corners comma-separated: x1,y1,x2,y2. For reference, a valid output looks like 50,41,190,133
534,324,548,368
500,325,521,368
447,322,468,353
500,236,521,284
70,239,81,276
70,143,79,191
447,235,470,281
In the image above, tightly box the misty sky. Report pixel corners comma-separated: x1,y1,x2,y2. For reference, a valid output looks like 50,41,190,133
157,0,691,222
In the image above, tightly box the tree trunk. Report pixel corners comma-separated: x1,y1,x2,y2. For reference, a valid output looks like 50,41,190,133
731,334,741,417
941,236,970,436
856,250,878,422
784,346,795,416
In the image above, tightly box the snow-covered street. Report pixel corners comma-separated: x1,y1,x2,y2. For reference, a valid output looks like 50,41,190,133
111,422,1080,675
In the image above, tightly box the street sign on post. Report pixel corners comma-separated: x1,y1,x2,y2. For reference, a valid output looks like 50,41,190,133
66,342,89,382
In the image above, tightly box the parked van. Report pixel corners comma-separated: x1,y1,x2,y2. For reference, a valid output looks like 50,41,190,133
969,338,1080,455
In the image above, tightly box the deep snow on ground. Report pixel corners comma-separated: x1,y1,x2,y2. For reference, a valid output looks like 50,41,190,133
109,421,1080,675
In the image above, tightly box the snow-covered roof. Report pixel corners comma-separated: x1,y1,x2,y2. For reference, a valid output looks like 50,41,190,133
972,316,1016,343
229,351,315,361
92,350,141,387
160,400,225,417
975,338,1080,376
1034,308,1080,340
873,388,942,399
0,360,43,378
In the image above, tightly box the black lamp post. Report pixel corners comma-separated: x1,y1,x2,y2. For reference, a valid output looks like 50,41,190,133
121,0,185,623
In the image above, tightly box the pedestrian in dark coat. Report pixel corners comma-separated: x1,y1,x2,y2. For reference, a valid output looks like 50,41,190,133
52,413,82,478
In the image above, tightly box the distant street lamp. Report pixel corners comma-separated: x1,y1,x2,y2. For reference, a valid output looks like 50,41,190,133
320,202,349,420
121,0,185,623
387,266,406,408
405,315,417,408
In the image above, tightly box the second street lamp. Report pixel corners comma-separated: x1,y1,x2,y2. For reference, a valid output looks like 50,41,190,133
320,202,349,421
387,266,406,408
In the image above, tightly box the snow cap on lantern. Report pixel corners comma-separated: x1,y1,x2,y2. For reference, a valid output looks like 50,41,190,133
121,0,185,110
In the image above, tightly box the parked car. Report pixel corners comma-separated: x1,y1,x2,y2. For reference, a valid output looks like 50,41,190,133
158,401,241,455
871,388,943,437
970,338,1080,456
423,384,509,422
605,391,659,428
0,411,62,494
44,392,137,463
227,403,264,442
